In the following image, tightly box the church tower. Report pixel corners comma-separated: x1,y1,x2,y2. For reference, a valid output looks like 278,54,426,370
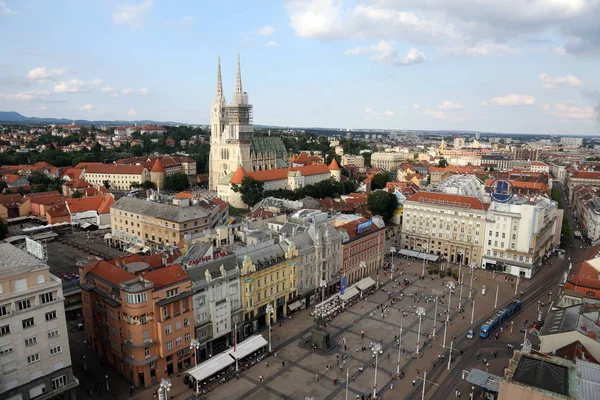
209,54,254,191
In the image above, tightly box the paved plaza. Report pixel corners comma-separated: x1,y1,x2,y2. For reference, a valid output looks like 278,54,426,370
125,255,534,400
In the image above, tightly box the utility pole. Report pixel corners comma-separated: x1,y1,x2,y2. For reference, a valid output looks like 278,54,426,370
471,299,475,324
396,326,403,375
495,285,499,308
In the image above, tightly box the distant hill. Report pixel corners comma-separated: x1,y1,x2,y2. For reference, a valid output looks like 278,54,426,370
0,111,188,127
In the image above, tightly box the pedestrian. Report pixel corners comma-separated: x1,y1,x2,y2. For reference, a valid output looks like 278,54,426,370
416,369,420,376
413,379,416,386
352,375,355,381
316,373,319,381
265,361,269,367
388,353,390,360
130,385,134,396
282,361,285,368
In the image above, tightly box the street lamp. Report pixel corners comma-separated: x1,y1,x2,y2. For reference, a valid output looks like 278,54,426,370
190,338,201,394
415,307,426,357
431,295,439,340
469,264,474,299
421,244,428,276
359,261,367,297
83,355,86,371
458,272,464,309
320,279,327,303
390,246,396,280
158,378,172,400
266,304,274,352
372,343,382,398
105,375,109,392
548,292,553,304
537,300,541,313
396,326,403,375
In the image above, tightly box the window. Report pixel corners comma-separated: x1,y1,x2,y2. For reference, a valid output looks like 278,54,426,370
181,300,187,312
166,340,173,351
0,344,14,356
50,345,61,355
14,278,27,292
163,307,169,319
16,299,31,311
2,361,16,374
48,329,59,338
145,348,151,359
0,325,10,336
175,321,181,331
37,274,45,284
185,332,191,342
175,336,182,347
22,317,34,329
125,293,147,304
45,311,57,321
165,325,172,335
166,288,179,298
0,304,8,316
183,317,190,327
27,353,40,364
52,375,67,390
40,292,54,304
25,337,37,346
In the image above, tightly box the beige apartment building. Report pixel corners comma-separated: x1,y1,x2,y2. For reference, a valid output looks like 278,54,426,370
83,163,151,191
341,154,365,168
370,152,406,171
401,191,486,266
109,197,210,251
0,243,78,400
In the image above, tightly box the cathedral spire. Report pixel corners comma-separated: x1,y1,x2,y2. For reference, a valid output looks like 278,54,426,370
233,52,244,104
215,56,224,101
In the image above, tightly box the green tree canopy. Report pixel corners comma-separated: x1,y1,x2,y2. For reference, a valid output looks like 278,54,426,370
371,172,393,190
232,176,264,207
71,190,83,198
163,173,190,192
438,158,449,168
367,190,398,220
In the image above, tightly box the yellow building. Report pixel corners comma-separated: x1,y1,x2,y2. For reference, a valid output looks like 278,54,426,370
237,242,298,337
108,197,211,251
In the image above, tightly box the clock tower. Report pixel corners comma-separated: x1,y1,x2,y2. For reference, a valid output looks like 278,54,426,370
209,54,254,191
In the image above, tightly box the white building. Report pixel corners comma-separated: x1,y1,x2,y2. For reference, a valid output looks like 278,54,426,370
434,174,485,200
560,137,583,148
453,137,466,149
529,161,550,174
178,247,242,361
0,243,78,400
370,152,406,171
482,197,560,278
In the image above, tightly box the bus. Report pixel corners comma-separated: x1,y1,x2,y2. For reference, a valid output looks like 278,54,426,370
480,299,522,338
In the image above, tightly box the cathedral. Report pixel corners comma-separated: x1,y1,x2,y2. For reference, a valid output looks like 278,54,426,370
208,54,288,191
210,55,340,208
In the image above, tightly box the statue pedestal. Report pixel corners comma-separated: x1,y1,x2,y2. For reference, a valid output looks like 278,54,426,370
311,326,331,350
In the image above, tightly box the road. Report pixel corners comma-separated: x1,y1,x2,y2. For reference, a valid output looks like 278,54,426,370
413,181,578,400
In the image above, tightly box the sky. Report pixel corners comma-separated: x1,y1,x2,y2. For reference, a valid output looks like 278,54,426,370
0,0,599,135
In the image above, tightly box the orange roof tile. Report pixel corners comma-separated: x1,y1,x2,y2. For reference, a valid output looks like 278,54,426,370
0,193,25,207
88,260,136,287
573,171,600,179
46,204,70,218
407,191,486,210
230,165,248,184
84,163,146,175
151,159,165,173
143,264,188,289
66,196,105,213
329,158,341,170
97,194,115,214
24,191,63,205
174,191,193,199
246,168,288,182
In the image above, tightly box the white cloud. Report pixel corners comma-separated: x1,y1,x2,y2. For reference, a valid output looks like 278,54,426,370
438,101,463,109
442,43,522,57
0,90,51,101
368,41,425,66
113,0,152,29
26,67,67,82
412,104,420,109
539,73,582,90
265,41,279,47
53,79,102,94
0,1,16,15
364,107,395,119
127,109,137,117
101,87,119,97
540,104,551,110
121,88,150,96
489,94,536,106
555,103,597,119
258,26,276,36
424,109,446,119
344,47,361,55
181,16,194,26
80,104,93,111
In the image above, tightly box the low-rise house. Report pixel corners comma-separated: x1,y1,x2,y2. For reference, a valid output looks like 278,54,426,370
66,194,114,228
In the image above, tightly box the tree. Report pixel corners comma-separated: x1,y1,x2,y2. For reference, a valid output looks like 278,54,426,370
371,172,393,190
72,190,83,198
367,191,398,220
163,173,190,192
130,182,140,189
141,180,156,190
438,158,449,168
232,176,264,207
103,180,111,190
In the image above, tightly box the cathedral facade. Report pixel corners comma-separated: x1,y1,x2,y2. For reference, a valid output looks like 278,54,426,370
208,55,288,191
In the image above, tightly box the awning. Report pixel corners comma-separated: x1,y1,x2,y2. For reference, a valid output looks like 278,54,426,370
398,249,439,262
125,245,143,254
466,369,501,393
229,334,268,360
186,352,235,383
356,277,376,291
339,286,359,301
288,300,303,312
64,304,82,312
80,222,92,229
103,233,113,240
484,259,497,265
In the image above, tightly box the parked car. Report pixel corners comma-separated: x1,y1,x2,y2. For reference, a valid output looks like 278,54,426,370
466,329,474,340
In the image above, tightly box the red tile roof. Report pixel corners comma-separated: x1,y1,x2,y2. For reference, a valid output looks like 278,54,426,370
66,194,113,214
143,264,188,289
336,217,382,241
572,171,600,179
151,159,165,173
329,158,341,171
84,163,146,175
46,204,70,218
24,191,63,205
174,191,193,199
246,168,288,182
0,193,25,207
230,165,248,184
407,191,486,210
88,260,136,287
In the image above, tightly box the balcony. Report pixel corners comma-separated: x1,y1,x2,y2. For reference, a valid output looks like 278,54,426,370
37,376,79,400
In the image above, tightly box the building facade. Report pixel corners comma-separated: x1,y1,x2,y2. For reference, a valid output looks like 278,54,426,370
79,261,194,388
402,192,487,266
236,242,298,339
370,152,406,171
0,243,78,400
83,163,150,191
341,154,365,168
109,197,210,251
337,218,386,285
176,245,242,361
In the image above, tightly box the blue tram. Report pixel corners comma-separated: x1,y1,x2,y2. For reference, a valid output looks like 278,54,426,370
480,299,522,338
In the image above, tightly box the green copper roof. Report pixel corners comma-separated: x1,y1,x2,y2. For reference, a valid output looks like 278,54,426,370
250,137,287,158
